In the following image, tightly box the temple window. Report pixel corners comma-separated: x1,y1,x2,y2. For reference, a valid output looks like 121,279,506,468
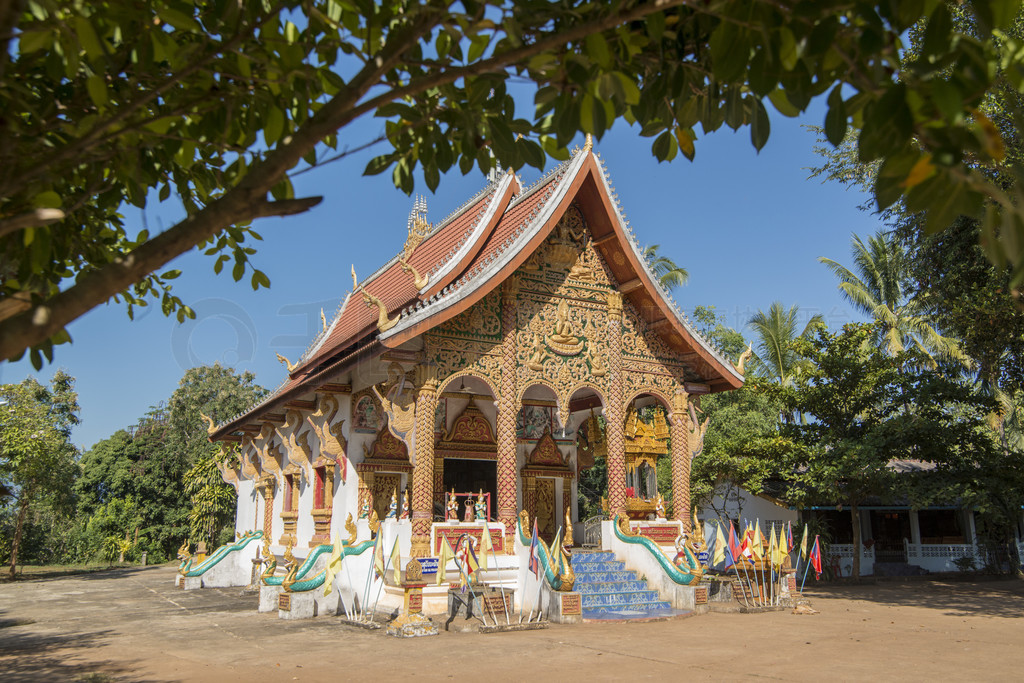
314,466,326,509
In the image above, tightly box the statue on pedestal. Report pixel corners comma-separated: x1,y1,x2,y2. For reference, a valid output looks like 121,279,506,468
400,488,411,520
462,497,476,523
386,491,398,519
474,490,487,522
655,494,667,521
446,489,459,521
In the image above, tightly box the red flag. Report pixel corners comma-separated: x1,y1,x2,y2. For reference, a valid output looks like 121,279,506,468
786,521,794,552
809,536,822,579
739,529,754,563
528,519,540,577
728,521,742,564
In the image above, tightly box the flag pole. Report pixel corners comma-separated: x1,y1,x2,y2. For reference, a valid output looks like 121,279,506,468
454,535,487,626
716,518,750,609
360,532,379,621
369,535,396,623
799,535,818,593
339,543,358,619
482,521,511,625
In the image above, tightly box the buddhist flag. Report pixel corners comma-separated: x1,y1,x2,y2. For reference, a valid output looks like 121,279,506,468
751,522,764,561
809,536,823,579
727,521,742,564
713,523,727,567
323,533,343,596
479,525,493,571
787,521,794,552
390,537,401,585
372,534,385,579
773,527,787,567
799,524,810,560
436,536,455,586
767,525,778,566
528,519,540,577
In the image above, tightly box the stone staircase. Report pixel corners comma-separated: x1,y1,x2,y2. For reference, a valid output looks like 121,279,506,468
571,549,689,621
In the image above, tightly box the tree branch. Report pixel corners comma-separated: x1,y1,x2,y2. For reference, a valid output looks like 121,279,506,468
0,208,66,238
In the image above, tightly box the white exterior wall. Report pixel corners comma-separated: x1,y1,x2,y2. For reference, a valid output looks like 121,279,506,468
700,484,797,527
234,479,259,537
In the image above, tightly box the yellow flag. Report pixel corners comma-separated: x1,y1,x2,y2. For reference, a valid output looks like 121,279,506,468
777,527,788,567
390,538,402,585
713,523,727,567
767,524,777,565
799,524,810,559
372,534,385,579
323,533,343,596
752,521,764,560
436,537,455,586
479,525,492,571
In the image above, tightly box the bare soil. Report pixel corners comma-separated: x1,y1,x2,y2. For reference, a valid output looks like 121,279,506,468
0,564,1021,682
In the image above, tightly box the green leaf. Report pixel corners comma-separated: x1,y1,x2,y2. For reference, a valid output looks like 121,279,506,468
264,107,284,147
768,88,801,118
675,127,696,161
232,260,245,281
651,130,677,162
709,21,748,83
86,74,109,109
32,190,62,209
778,27,799,71
156,7,201,32
824,86,847,146
364,154,392,176
74,16,104,59
18,29,52,54
750,99,770,152
585,33,612,69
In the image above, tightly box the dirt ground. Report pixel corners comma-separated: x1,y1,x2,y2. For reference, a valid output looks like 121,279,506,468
1,565,1021,682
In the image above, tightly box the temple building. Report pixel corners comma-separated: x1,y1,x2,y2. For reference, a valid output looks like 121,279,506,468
203,140,749,620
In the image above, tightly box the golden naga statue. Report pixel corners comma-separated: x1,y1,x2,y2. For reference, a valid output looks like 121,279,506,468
399,257,428,290
345,513,358,546
275,352,298,372
199,412,216,436
360,287,399,333
281,540,299,592
563,510,574,548
735,344,753,375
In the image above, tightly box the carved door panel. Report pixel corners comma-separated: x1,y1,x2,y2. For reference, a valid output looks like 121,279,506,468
372,474,399,521
537,478,556,542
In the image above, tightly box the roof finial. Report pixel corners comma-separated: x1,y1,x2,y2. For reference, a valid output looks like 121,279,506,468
583,133,593,152
404,196,431,258
351,264,357,291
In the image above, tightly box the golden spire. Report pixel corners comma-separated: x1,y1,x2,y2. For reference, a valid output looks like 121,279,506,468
320,308,327,331
583,133,593,152
351,264,358,291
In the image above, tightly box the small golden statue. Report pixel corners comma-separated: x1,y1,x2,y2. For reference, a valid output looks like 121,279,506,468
446,489,459,521
526,332,547,372
546,300,584,355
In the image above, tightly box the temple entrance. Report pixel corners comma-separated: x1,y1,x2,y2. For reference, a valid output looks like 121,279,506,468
443,459,497,521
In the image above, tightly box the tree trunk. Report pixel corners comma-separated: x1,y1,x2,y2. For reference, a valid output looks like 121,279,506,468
850,500,861,581
8,493,30,579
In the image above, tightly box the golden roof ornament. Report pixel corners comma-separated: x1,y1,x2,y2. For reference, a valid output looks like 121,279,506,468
735,344,753,375
403,195,432,259
351,264,358,291
368,508,381,534
345,513,358,545
275,352,297,372
320,308,327,331
583,133,593,152
360,287,399,333
399,257,428,289
199,412,216,436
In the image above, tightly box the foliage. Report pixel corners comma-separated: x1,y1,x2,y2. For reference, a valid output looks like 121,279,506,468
0,372,80,576
820,230,967,366
692,305,747,362
643,244,689,291
2,1,1023,366
779,322,1000,578
75,364,265,561
747,302,823,388
184,451,236,548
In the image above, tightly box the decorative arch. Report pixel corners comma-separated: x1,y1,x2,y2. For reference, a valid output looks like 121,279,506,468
438,369,499,399
623,386,673,414
516,378,559,405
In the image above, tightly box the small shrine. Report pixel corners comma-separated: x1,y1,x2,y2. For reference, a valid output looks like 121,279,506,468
203,139,745,623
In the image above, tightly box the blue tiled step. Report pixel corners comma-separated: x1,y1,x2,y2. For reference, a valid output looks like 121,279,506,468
573,570,639,584
571,560,627,573
582,590,663,607
575,580,646,594
583,600,673,613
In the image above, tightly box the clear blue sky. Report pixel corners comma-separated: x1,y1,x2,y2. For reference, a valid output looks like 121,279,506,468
3,101,879,451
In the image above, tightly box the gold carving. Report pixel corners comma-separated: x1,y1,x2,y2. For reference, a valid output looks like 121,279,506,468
546,299,584,355
519,508,530,531
308,394,348,482
606,291,623,319
368,509,380,534
564,509,573,548
735,344,753,375
583,133,593,152
361,287,399,333
405,558,423,582
321,308,327,331
400,257,428,290
279,409,312,476
199,412,216,436
345,513,358,545
373,362,417,446
527,332,547,372
281,540,298,592
618,514,639,537
351,264,358,291
403,196,432,258
275,353,297,372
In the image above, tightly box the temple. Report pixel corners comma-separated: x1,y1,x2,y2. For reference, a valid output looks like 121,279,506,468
196,141,761,623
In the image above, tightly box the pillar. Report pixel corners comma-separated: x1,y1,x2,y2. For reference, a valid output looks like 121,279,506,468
497,277,521,552
605,292,626,517
524,475,537,526
410,363,438,558
260,479,275,541
670,389,692,531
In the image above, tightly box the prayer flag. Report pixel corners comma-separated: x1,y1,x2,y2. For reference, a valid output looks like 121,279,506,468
390,537,401,585
774,527,787,567
727,521,741,564
787,521,794,552
323,533,343,596
799,524,810,560
528,519,540,577
372,533,385,579
479,525,493,571
549,528,562,578
809,536,822,579
751,522,764,561
436,536,455,586
713,523,727,567
767,524,778,566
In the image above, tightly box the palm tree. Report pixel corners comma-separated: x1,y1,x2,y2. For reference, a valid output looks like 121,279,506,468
643,244,689,290
819,231,968,367
747,302,824,387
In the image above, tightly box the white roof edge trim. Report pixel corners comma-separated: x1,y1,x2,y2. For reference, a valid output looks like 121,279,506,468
299,291,351,364
380,150,590,340
423,172,515,294
592,156,743,383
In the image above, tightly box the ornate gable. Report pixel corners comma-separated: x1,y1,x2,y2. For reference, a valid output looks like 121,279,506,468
435,400,497,458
